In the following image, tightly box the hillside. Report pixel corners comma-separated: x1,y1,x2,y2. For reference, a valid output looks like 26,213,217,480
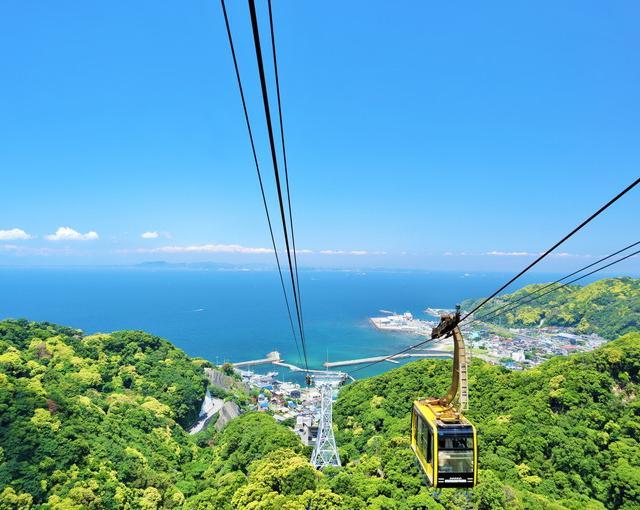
1,319,639,509
0,320,358,509
0,320,211,508
334,332,640,510
460,277,640,339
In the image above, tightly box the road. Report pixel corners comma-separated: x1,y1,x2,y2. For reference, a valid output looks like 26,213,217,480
188,391,224,434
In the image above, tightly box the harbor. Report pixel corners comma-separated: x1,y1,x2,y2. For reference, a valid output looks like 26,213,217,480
369,311,436,335
232,350,281,367
323,350,452,368
231,349,451,372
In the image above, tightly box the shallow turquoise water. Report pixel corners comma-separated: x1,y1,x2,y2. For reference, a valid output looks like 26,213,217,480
0,267,573,381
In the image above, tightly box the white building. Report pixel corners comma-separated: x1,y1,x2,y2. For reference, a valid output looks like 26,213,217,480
511,350,526,362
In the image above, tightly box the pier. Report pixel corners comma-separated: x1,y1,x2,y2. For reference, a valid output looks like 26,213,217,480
232,351,281,368
272,361,329,374
232,349,452,372
323,350,452,368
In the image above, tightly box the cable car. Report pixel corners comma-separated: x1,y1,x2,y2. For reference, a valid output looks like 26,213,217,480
411,307,477,488
412,400,477,488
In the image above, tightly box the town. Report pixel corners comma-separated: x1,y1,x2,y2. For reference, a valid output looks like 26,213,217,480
192,308,609,442
465,323,608,369
239,368,341,448
369,308,608,369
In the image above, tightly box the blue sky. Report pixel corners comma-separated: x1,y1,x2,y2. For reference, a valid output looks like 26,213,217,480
0,1,638,272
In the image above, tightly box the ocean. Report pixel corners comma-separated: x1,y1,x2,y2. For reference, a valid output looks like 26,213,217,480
0,267,582,382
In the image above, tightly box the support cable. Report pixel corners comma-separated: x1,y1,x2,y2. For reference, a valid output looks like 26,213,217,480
461,177,639,322
473,239,640,322
267,0,304,320
248,0,310,373
220,0,303,367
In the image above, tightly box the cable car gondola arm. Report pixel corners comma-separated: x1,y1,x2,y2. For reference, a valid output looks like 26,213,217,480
431,306,468,411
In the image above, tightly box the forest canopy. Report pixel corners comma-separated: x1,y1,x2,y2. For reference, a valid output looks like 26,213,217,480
1,310,639,509
334,331,640,510
0,320,208,508
461,277,640,339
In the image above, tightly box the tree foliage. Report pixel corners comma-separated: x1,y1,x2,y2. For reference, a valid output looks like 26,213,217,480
461,277,640,339
334,332,640,509
0,319,207,507
1,315,639,509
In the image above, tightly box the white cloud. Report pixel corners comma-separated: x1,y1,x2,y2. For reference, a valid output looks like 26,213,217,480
45,227,99,241
484,251,534,257
550,252,592,258
483,250,592,258
318,249,385,256
141,231,171,239
132,244,273,254
0,228,32,240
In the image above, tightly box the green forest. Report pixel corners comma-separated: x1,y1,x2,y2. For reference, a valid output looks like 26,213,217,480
1,313,639,508
461,277,640,339
333,332,640,510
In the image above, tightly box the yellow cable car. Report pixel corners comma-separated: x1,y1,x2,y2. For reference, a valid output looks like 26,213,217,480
411,307,477,488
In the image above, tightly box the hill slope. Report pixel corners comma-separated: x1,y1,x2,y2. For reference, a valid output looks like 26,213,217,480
334,332,640,509
0,319,209,507
461,277,640,339
1,318,639,509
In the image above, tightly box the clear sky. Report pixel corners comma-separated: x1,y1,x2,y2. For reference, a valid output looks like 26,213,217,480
1,1,638,272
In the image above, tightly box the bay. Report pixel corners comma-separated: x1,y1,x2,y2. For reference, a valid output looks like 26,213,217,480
0,267,587,381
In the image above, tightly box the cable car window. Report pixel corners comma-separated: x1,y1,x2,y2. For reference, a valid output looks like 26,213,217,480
438,450,473,473
437,432,474,474
425,423,432,463
416,415,426,461
438,434,473,450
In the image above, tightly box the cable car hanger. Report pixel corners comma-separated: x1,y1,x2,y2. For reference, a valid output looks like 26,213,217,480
429,306,468,412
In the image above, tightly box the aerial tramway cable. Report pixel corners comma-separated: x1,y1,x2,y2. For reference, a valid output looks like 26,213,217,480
473,239,640,323
220,0,303,368
266,0,305,326
350,177,640,374
247,0,311,373
460,176,640,322
473,247,640,325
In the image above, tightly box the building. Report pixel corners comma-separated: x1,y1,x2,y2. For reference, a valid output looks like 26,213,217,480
294,415,318,447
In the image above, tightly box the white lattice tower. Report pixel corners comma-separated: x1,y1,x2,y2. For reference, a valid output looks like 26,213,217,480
310,379,342,469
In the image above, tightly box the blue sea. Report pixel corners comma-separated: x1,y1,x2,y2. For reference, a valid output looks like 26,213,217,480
0,267,592,382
